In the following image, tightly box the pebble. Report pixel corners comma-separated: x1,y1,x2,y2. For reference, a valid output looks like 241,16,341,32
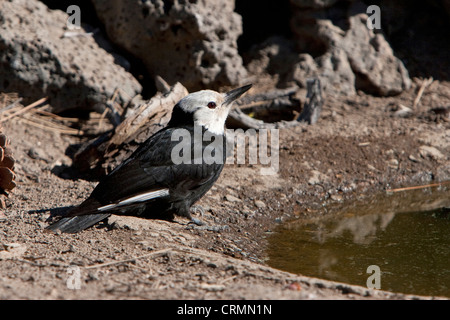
225,194,241,202
27,147,49,162
386,158,399,169
330,194,343,202
408,154,420,162
419,145,445,160
393,104,412,118
308,170,322,185
254,200,266,209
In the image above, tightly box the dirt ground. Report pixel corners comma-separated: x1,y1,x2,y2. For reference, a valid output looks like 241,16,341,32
0,79,449,300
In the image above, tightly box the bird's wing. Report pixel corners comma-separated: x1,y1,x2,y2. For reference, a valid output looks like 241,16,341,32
71,126,223,214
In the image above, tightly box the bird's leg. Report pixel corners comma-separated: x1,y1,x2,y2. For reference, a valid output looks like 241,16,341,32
187,205,229,232
188,205,205,226
174,203,204,226
189,217,205,226
176,204,228,231
190,205,205,217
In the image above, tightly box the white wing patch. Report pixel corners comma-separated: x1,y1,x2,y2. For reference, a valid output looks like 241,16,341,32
97,188,170,212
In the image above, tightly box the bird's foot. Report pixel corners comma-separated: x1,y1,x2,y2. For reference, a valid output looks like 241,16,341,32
177,205,228,231
186,219,229,232
190,205,206,218
188,217,205,226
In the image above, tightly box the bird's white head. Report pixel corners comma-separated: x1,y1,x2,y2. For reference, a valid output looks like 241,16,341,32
173,84,252,135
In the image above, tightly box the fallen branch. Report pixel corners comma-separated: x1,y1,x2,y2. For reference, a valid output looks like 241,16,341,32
413,77,433,109
386,181,450,193
227,78,323,129
297,78,323,124
84,248,173,269
73,82,189,175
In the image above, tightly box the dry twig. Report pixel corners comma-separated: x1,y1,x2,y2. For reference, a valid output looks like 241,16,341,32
413,77,433,109
84,248,173,269
386,181,450,193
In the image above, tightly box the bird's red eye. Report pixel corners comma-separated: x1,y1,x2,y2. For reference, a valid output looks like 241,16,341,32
207,102,217,109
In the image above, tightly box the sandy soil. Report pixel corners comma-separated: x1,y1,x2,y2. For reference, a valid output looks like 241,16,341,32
0,79,449,300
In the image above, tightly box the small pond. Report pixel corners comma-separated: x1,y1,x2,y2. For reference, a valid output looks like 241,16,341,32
267,184,450,297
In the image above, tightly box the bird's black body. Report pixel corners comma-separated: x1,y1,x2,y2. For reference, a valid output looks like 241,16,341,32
47,124,225,233
46,84,251,233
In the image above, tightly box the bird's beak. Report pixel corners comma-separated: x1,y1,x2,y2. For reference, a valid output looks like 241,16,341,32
223,84,252,106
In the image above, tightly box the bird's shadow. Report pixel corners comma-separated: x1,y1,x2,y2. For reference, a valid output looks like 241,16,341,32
28,205,176,226
28,206,74,221
28,206,112,231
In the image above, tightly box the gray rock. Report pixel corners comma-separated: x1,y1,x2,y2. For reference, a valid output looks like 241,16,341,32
341,14,411,96
0,0,142,114
91,0,247,91
245,37,355,96
290,2,411,96
291,47,356,96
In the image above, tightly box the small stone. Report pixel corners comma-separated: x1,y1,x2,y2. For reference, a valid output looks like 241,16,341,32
200,283,225,292
330,194,343,202
206,262,217,268
419,145,445,161
387,158,399,169
308,170,322,185
254,200,266,209
393,104,412,118
225,194,241,202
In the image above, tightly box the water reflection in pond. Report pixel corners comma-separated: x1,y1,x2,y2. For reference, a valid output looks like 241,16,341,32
267,185,450,297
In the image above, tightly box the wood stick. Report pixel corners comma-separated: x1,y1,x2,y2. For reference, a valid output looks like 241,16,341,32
22,113,77,131
386,181,450,193
19,118,84,135
297,78,323,124
33,109,79,122
413,77,433,109
84,248,173,269
227,78,322,129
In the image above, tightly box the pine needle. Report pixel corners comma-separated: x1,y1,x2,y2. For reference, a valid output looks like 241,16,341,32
0,97,48,122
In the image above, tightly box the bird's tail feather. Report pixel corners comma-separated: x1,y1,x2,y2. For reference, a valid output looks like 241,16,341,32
45,213,111,233
46,189,171,233
46,197,109,233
